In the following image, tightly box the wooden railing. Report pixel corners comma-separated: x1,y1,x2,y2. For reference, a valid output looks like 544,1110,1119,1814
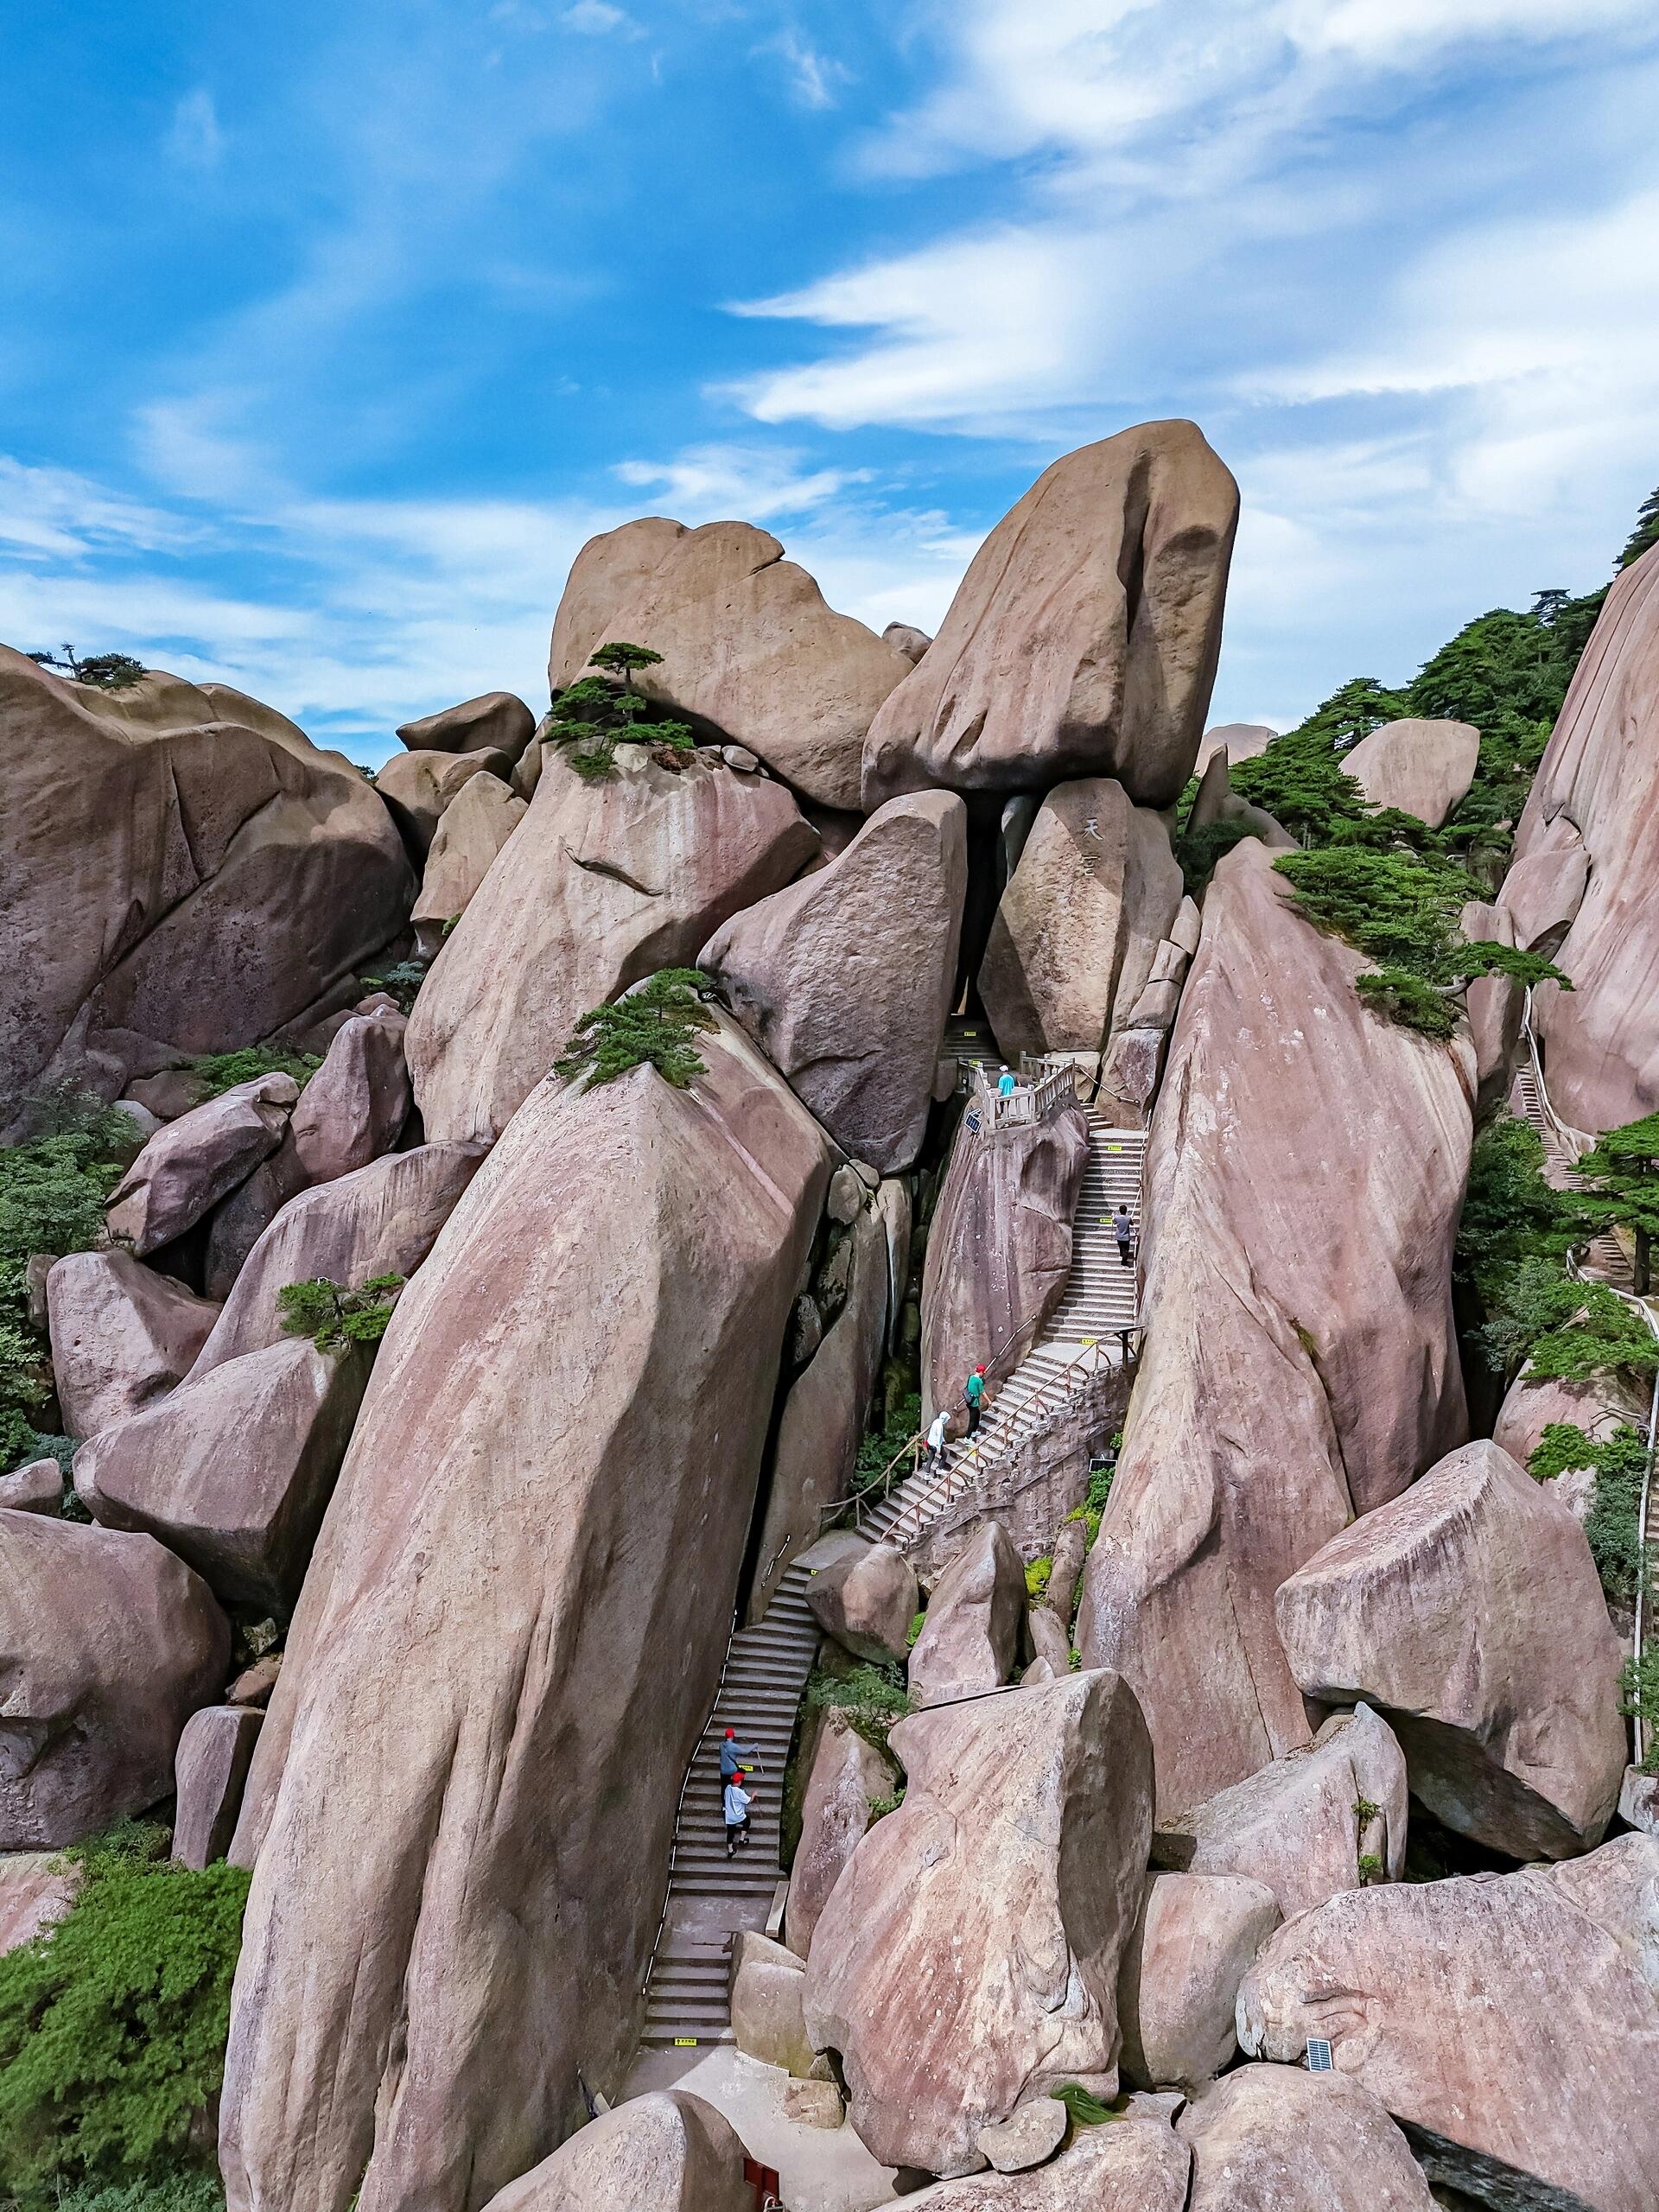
965,1057,1078,1133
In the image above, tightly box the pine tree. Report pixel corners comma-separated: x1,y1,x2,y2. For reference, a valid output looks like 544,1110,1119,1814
1573,1112,1659,1294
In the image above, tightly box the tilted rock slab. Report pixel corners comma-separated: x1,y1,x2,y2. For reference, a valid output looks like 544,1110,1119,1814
729,1929,818,2075
785,1707,900,1961
1077,841,1471,1817
219,1016,830,2212
549,515,913,810
804,1669,1154,2177
921,1103,1089,1420
192,1140,486,1375
1341,717,1480,830
0,648,413,1127
105,1072,298,1254
1116,1871,1280,2094
397,690,536,762
411,770,527,956
0,1509,228,1847
374,747,513,856
289,1012,410,1185
407,746,817,1142
1274,1438,1625,1859
805,1540,919,1669
861,422,1237,811
46,1249,219,1439
1179,2067,1436,2212
173,1704,264,1871
875,2099,1190,2209
907,1520,1027,1709
1236,1834,1659,2212
475,2091,754,2212
1501,542,1659,1130
979,779,1183,1064
1457,899,1522,1114
700,791,968,1173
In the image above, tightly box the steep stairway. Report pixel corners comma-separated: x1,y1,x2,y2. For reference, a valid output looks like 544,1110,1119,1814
1511,1058,1633,1289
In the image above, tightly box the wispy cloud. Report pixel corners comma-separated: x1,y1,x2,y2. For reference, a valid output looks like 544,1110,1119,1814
613,442,868,521
561,0,643,36
759,29,851,111
165,87,225,170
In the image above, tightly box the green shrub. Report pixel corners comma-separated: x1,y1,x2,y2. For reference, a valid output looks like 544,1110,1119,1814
1049,2082,1122,2127
0,1823,249,2202
1619,1649,1659,1774
865,1789,906,1826
1357,1852,1384,1885
1480,1258,1659,1384
854,1392,923,1497
544,643,694,781
186,1046,321,1098
1025,1555,1052,1603
276,1274,403,1353
25,645,145,690
555,969,716,1091
356,960,428,1014
906,1609,925,1650
41,2172,225,2212
1454,1116,1575,1311
804,1660,912,1757
1065,1454,1117,1545
1529,1421,1651,1605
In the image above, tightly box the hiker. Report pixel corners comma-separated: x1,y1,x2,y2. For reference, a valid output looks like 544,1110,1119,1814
964,1363,987,1436
997,1067,1017,1099
925,1406,950,1471
723,1769,753,1858
1113,1204,1135,1269
719,1725,760,1803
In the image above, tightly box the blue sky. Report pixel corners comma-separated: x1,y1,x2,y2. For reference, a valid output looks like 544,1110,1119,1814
4,0,1659,765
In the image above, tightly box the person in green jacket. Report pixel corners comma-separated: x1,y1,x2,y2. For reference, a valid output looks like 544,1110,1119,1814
964,1365,987,1435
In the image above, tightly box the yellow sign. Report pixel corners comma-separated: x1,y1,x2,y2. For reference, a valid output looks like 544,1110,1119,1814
673,2037,697,2047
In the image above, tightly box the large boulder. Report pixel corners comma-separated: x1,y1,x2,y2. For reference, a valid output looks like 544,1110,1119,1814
1237,1834,1659,2212
548,516,913,810
0,649,413,1127
875,2099,1190,2209
219,1016,830,2212
1341,718,1480,830
1501,543,1659,1130
907,1521,1027,1708
921,1104,1090,1420
1179,2068,1437,2212
699,791,968,1173
1274,1438,1626,1859
861,423,1237,811
978,779,1183,1065
475,2092,753,2212
406,746,817,1143
1196,722,1277,772
805,1541,918,1669
191,1141,486,1375
803,1669,1154,2177
173,1705,264,1871
785,1707,900,1961
1116,1872,1280,2093
289,1012,410,1185
397,691,536,762
0,1510,228,1847
105,1073,298,1255
45,1249,219,1439
75,1338,373,1615
374,747,512,856
1077,842,1471,1817
728,1928,817,2075
1491,1360,1649,1467
1457,899,1522,1113
411,771,527,957
1154,1705,1408,1919
0,1852,83,1961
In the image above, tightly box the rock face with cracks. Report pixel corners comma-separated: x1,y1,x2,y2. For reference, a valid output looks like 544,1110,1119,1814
699,790,968,1173
786,1707,900,1961
411,771,526,956
861,421,1237,810
1116,1871,1281,2093
0,1509,228,1847
1274,1437,1625,1859
803,1669,1154,2178
906,1520,1027,1708
0,647,413,1127
219,1015,830,2212
1077,842,1471,1818
1179,2067,1437,2212
45,1249,219,1439
406,745,817,1142
374,747,512,856
548,515,913,810
1502,542,1659,1131
1236,1834,1659,2212
878,2100,1190,2209
474,2091,754,2212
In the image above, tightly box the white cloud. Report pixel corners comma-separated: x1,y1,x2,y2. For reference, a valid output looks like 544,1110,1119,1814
759,29,851,111
165,88,225,171
561,0,642,36
613,442,868,521
0,459,201,561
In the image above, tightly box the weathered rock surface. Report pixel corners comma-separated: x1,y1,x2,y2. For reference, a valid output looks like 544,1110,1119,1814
200,1133,309,1299
1342,718,1480,830
220,1017,829,2212
0,650,414,1127
397,691,536,762
374,747,512,857
804,1669,1153,2176
1116,1872,1281,2092
1503,545,1659,1130
1491,1362,1649,1468
0,1459,62,1513
192,1140,486,1375
46,1250,219,1439
475,2092,753,2212
1237,1835,1659,2212
977,2100,1067,2174
1046,1519,1088,1629
861,423,1238,810
978,779,1183,1065
0,1510,227,1847
1077,842,1471,1816
289,1012,410,1185
0,1852,83,1961
105,1074,298,1255
884,622,931,664
549,516,913,810
411,771,527,956
77,1338,372,1615
751,1208,889,1617
1179,2067,1437,2211
1458,899,1522,1113
921,1105,1089,1420
907,1522,1027,1708
1274,1438,1625,1859
806,1541,918,1669
729,1929,817,2076
173,1704,264,1870
1500,821,1589,956
700,791,968,1173
1154,1705,1408,1919
408,747,817,1142
786,1708,900,1961
1196,722,1276,772
875,2100,1190,2209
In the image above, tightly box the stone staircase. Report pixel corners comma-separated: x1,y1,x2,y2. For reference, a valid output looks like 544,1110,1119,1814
1510,1062,1634,1290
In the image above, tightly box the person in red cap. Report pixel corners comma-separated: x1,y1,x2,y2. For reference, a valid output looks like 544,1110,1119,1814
719,1724,760,1808
723,1769,753,1858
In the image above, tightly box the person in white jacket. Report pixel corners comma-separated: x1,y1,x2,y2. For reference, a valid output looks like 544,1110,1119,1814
723,1770,753,1859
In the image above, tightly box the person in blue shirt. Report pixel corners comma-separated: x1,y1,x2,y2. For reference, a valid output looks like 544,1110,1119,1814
997,1068,1017,1098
